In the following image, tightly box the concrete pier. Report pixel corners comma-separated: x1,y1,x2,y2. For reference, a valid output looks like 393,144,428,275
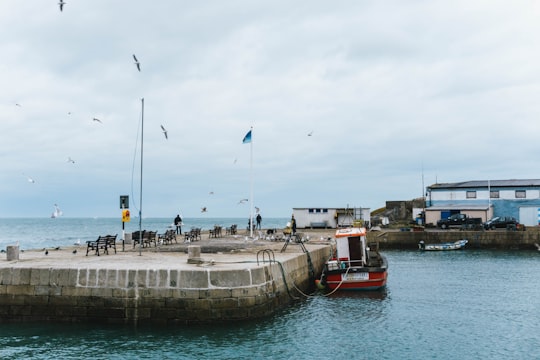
0,240,330,324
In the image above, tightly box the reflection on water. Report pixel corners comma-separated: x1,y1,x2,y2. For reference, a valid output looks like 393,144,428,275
324,288,388,301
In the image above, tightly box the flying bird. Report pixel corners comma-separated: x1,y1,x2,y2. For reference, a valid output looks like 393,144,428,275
23,174,35,183
209,191,214,195
67,157,75,164
133,54,141,72
308,131,314,136
201,207,207,213
15,103,21,107
160,125,168,139
58,0,65,11
238,199,248,204
93,117,102,123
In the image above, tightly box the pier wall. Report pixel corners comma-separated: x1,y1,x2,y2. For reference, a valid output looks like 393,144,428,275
369,228,540,250
0,246,329,324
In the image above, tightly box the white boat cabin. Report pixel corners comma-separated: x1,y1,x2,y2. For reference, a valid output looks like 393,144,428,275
335,227,367,267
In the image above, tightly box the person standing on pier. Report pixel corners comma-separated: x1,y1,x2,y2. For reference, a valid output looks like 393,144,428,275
256,213,262,230
174,214,182,235
291,215,297,235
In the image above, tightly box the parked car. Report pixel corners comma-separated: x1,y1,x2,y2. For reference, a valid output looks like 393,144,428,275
483,216,519,230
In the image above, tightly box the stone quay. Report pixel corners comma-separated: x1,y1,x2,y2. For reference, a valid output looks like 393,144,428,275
0,234,331,325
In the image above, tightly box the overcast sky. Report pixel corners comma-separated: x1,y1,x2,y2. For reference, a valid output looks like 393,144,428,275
1,1,539,218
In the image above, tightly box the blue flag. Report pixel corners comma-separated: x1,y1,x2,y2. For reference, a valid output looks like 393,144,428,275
242,130,252,144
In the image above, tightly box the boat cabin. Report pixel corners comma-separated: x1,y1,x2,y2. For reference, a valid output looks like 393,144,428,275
335,227,367,267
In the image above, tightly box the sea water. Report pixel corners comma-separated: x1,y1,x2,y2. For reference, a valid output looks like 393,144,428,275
0,217,289,250
0,247,539,359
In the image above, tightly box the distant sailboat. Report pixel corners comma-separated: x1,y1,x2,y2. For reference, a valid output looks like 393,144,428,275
51,204,63,218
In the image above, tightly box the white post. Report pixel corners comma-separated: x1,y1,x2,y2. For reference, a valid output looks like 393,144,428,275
249,126,254,238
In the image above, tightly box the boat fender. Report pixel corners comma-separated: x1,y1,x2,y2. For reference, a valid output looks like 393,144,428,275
315,279,326,290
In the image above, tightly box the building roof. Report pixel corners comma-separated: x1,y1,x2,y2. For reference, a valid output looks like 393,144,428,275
428,179,540,190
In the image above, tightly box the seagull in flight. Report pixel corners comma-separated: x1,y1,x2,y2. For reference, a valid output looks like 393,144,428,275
308,131,314,136
23,174,35,183
93,117,102,123
160,125,168,139
201,207,207,213
58,0,65,12
133,54,141,72
67,157,75,164
15,103,21,107
238,199,248,204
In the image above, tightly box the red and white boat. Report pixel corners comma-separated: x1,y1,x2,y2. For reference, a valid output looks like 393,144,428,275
317,227,388,291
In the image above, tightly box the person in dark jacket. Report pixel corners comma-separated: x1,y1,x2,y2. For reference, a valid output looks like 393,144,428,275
291,215,297,235
174,214,182,235
256,213,262,229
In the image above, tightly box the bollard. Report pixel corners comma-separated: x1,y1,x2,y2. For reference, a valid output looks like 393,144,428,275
6,245,19,261
124,233,132,244
187,245,203,264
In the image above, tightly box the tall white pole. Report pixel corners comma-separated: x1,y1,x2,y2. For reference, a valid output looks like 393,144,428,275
138,98,144,256
249,126,254,238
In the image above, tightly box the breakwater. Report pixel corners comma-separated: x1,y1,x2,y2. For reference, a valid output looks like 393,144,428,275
368,228,540,250
0,244,329,324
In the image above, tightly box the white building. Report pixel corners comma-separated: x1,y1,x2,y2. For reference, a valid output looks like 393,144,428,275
425,179,540,226
292,207,370,229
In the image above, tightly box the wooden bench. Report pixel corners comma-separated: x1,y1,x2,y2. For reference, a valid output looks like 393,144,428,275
226,224,237,235
132,230,157,248
158,229,176,245
310,221,328,229
184,227,201,242
86,234,117,256
209,225,222,238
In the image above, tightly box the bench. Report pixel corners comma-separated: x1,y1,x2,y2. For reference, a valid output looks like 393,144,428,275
184,227,201,242
132,230,157,248
86,234,117,256
158,229,177,245
225,224,237,235
310,221,328,229
209,225,222,238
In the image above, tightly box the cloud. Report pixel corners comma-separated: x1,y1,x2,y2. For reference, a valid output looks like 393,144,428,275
1,0,540,217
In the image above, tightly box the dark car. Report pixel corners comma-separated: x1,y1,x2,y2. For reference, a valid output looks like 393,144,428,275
483,216,519,230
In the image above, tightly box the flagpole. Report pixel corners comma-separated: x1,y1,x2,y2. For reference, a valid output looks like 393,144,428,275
249,126,254,238
138,98,144,256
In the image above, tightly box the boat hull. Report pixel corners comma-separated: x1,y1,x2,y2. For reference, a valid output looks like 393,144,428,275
419,239,468,251
323,256,388,291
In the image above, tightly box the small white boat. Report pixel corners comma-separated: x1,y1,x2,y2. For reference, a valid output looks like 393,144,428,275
419,239,468,251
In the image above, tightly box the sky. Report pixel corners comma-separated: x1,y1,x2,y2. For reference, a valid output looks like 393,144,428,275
1,1,540,219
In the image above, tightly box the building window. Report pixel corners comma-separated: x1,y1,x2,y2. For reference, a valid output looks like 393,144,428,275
322,209,328,213
515,190,526,198
490,190,499,198
466,191,477,199
309,209,314,213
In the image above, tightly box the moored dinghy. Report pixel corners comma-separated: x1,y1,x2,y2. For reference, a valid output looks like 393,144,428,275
418,239,468,251
317,227,388,291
